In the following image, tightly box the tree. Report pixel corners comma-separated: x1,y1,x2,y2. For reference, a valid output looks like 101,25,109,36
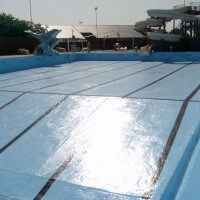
0,13,46,37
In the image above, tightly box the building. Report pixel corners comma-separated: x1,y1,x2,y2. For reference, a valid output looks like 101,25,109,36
48,25,144,51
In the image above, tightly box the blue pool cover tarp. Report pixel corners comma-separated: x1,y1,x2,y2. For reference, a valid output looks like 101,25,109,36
0,57,200,200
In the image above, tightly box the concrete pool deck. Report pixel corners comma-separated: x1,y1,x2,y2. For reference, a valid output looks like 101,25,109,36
0,60,200,199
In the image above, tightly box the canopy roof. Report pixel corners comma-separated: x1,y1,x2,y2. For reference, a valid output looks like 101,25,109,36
48,26,85,39
74,25,143,38
48,25,143,39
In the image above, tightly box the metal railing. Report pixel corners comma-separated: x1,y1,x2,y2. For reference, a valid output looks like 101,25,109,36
173,2,200,10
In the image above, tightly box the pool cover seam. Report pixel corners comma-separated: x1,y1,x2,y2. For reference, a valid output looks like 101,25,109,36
27,61,143,92
147,83,200,198
31,96,151,200
123,63,191,98
33,155,74,200
0,65,65,82
126,96,200,103
0,93,25,111
0,95,68,154
0,89,68,97
69,62,164,95
32,99,108,199
0,62,149,92
0,63,73,82
0,61,199,83
70,94,200,103
1,89,200,104
30,98,107,182
0,61,108,82
0,61,122,89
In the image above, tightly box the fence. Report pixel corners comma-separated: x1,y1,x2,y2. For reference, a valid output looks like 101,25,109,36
0,37,39,55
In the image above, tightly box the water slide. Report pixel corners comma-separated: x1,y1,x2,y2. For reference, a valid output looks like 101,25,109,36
147,9,200,22
136,7,200,42
147,31,182,42
135,18,163,31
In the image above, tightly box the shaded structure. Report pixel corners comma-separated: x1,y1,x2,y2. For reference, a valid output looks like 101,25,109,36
48,25,144,51
47,26,87,52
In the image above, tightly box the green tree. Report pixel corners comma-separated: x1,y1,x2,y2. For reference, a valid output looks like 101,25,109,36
0,13,46,37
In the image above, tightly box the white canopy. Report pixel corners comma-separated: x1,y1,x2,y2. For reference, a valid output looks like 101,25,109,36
48,25,143,39
74,25,143,38
48,26,85,39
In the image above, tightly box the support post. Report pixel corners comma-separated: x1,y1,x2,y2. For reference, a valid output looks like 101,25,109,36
103,37,105,50
132,37,135,50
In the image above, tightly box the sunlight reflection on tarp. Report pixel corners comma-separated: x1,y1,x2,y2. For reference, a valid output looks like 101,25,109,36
36,97,181,197
60,98,157,195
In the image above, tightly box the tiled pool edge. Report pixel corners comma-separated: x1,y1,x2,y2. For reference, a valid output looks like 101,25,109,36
1,52,200,74
0,54,78,74
78,52,200,62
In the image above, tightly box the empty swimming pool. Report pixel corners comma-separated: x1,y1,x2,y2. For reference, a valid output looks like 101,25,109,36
0,60,200,200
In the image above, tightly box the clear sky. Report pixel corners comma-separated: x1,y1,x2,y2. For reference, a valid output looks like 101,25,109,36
1,0,187,25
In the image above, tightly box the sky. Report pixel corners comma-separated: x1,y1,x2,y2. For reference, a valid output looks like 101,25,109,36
1,0,187,26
